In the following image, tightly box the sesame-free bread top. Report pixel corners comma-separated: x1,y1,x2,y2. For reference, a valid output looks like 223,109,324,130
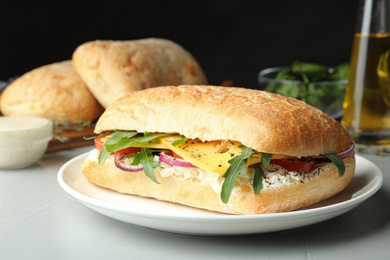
72,38,208,108
95,85,353,157
0,61,103,122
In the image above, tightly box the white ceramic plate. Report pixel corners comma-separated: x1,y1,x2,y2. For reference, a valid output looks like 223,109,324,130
58,153,383,236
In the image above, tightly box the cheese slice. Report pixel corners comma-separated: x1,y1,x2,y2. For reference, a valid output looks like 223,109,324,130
160,136,260,174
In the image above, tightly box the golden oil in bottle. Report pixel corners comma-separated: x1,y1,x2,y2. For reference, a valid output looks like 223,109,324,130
341,33,390,145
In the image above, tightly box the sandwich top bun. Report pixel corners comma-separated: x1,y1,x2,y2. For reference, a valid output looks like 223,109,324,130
72,38,208,108
95,85,353,157
0,61,103,122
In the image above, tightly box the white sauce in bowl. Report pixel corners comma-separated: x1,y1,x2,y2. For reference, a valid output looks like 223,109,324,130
0,116,53,169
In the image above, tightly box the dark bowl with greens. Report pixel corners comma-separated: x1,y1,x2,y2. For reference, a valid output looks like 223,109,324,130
258,61,349,119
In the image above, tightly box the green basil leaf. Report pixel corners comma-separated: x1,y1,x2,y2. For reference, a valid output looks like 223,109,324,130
261,152,273,168
324,153,345,177
98,146,111,165
139,148,160,184
171,136,188,146
250,164,265,195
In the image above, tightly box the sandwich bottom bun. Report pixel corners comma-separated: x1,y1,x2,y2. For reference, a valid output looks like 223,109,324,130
81,150,355,215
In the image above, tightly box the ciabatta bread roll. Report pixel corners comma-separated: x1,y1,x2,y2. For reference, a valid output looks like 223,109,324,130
72,38,208,108
0,61,103,122
82,85,355,215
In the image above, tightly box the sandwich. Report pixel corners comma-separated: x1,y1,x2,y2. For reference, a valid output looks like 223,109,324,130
72,38,208,108
82,85,355,215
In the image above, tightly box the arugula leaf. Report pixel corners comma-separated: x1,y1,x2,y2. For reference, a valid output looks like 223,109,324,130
290,60,329,81
139,148,160,184
326,62,350,81
104,131,138,152
250,164,266,195
264,61,349,118
132,152,142,166
171,136,188,146
97,130,180,165
221,157,246,204
83,133,107,140
221,145,257,204
97,131,139,164
128,133,178,146
324,153,345,177
98,146,111,165
261,153,273,168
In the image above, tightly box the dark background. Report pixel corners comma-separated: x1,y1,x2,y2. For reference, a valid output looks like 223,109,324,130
0,0,359,89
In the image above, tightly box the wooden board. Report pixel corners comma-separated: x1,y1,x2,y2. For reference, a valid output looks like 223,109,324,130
46,124,96,153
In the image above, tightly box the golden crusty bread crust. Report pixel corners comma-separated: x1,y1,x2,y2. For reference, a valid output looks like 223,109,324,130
95,85,353,157
0,61,103,122
82,153,355,215
72,38,208,108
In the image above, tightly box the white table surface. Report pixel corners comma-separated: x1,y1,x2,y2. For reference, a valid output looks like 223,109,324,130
0,145,389,260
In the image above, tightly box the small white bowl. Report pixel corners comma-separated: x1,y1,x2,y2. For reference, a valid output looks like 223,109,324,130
0,116,53,169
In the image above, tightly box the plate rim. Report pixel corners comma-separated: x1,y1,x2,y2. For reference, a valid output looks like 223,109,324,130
58,152,383,222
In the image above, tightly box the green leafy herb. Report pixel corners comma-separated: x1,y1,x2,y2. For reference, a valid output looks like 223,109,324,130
132,152,142,165
261,152,273,168
97,130,180,166
171,136,188,146
221,145,257,204
324,153,345,177
97,131,138,165
138,148,160,184
264,61,349,117
290,61,329,81
98,146,111,165
55,127,63,135
104,131,139,152
57,136,70,143
250,164,266,195
326,62,350,81
83,133,107,140
126,133,178,147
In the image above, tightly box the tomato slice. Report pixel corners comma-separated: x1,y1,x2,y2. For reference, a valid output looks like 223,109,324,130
94,136,106,151
94,136,141,154
163,150,184,160
270,159,316,174
172,151,184,160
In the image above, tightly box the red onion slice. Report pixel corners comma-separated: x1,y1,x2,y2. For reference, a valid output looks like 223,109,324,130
159,152,197,168
114,153,144,172
337,143,355,159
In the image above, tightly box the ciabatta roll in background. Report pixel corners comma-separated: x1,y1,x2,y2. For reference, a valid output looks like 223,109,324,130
72,38,208,108
82,85,355,215
0,61,103,123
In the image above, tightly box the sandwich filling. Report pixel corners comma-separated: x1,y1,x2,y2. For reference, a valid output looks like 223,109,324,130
92,131,353,203
87,148,331,195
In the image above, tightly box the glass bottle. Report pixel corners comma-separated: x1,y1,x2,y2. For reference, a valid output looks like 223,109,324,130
341,0,390,146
